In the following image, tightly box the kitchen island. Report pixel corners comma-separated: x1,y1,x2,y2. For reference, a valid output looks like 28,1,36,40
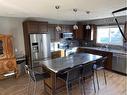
39,53,102,95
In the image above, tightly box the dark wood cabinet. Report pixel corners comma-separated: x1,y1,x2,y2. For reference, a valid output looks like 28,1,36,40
62,25,73,32
48,24,56,41
51,50,64,59
124,22,127,41
39,22,48,33
83,24,97,46
73,25,84,40
23,21,48,65
27,21,39,33
48,24,74,42
24,21,48,33
83,25,92,41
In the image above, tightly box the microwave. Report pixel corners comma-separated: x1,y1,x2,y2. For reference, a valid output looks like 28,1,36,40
60,32,73,39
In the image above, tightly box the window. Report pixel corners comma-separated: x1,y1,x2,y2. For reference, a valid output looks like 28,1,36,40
97,25,124,46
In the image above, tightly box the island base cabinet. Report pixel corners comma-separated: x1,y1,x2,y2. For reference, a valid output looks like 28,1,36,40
44,72,66,95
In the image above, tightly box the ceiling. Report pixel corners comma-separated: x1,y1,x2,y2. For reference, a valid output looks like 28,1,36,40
0,0,126,21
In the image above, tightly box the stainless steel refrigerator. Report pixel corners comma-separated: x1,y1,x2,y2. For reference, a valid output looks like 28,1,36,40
30,33,51,64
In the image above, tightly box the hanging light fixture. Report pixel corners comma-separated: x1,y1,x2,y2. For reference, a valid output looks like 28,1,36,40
86,24,91,30
86,11,91,30
73,8,78,30
55,5,62,32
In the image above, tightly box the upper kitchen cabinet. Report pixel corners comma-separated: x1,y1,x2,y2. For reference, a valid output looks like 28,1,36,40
54,24,63,41
39,22,48,33
83,25,92,41
23,21,48,33
48,24,56,42
83,24,96,42
124,21,127,41
62,25,73,33
73,25,84,40
23,21,48,65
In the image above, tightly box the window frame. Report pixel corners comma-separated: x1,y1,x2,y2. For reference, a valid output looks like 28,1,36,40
96,24,125,46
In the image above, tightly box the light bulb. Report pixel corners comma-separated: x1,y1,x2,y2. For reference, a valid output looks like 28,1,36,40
86,24,91,30
73,24,78,30
56,25,61,31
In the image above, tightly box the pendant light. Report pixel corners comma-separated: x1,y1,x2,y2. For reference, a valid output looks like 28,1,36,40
86,11,91,30
73,8,78,30
55,5,62,32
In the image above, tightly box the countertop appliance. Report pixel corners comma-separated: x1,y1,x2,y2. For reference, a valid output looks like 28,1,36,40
30,33,51,65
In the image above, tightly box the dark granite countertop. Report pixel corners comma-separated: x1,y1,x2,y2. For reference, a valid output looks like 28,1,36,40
80,47,127,55
39,53,102,73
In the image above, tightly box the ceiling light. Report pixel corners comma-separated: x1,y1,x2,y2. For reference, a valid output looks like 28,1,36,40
86,24,91,30
86,11,91,30
73,8,78,30
56,25,61,32
55,5,61,32
73,24,78,30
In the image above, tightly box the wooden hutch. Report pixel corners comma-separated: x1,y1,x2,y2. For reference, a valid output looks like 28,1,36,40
0,34,18,79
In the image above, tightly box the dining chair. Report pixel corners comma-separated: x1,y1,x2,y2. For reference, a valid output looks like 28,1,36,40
57,65,83,95
93,56,107,90
25,65,50,95
81,61,96,95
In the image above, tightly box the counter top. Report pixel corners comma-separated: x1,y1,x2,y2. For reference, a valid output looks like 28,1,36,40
39,53,102,73
80,47,127,54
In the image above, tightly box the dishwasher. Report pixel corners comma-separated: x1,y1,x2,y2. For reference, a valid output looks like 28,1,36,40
112,53,127,74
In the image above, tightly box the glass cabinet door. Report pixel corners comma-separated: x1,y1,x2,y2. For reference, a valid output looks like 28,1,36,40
0,40,3,55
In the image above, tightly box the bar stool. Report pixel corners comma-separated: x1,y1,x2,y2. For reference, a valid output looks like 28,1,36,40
93,56,107,90
81,61,96,95
57,65,82,95
25,65,50,95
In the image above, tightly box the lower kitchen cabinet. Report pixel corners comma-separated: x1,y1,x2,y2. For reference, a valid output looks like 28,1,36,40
51,50,65,59
77,47,113,70
112,53,127,74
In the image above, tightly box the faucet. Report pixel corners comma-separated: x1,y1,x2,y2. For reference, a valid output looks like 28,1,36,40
104,44,110,50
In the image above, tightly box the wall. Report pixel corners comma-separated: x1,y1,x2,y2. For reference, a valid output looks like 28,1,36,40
0,17,25,56
0,17,76,56
81,16,126,25
26,17,76,25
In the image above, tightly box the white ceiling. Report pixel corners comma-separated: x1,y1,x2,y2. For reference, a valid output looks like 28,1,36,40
0,0,126,21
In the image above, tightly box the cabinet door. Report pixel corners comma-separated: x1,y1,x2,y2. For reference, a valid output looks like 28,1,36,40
48,24,55,42
73,25,83,39
124,22,127,40
6,36,14,58
51,51,61,59
27,21,39,33
112,56,119,71
62,25,73,32
0,36,6,59
55,25,63,41
39,22,48,33
84,29,91,41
